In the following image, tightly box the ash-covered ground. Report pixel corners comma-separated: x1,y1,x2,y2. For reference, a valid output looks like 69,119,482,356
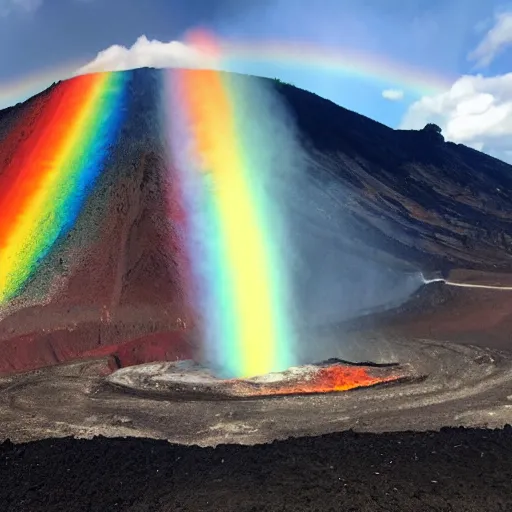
1,335,512,446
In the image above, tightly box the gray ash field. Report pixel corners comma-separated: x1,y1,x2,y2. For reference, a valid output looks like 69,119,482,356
1,333,512,447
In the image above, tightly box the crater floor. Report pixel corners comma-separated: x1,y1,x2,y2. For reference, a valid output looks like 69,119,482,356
1,336,512,446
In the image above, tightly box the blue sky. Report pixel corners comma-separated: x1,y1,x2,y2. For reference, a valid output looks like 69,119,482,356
1,0,512,160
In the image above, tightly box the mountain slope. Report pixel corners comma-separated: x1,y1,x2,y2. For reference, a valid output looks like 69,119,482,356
0,67,511,375
277,83,512,271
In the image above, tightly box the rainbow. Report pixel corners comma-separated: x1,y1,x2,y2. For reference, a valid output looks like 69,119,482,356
0,37,454,110
0,71,130,303
218,39,453,96
165,68,297,379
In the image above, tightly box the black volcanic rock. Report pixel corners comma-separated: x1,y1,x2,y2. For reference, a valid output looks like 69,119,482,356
2,428,512,511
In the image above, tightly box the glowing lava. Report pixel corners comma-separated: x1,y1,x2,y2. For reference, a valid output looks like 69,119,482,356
229,363,402,397
250,364,400,396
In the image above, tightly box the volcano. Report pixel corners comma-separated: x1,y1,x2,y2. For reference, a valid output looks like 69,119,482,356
1,67,512,378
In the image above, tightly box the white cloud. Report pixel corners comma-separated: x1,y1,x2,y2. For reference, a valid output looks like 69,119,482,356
77,35,216,75
468,11,512,67
0,0,43,16
400,73,512,163
382,89,404,101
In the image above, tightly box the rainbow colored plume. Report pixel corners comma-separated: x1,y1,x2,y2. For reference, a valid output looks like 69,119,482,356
0,72,129,303
166,68,298,379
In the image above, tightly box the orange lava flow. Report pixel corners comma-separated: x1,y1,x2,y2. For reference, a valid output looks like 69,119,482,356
248,365,400,397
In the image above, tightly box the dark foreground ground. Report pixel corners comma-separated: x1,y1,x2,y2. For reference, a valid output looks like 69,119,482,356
2,427,512,512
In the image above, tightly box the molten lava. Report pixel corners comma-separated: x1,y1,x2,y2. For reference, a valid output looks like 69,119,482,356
228,363,402,398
